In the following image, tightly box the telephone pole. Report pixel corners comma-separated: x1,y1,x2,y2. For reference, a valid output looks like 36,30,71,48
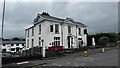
0,0,6,67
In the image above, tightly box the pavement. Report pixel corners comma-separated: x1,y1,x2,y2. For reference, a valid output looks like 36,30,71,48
2,47,118,68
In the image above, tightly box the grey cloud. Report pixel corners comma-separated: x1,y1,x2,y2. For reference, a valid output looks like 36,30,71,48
0,2,118,38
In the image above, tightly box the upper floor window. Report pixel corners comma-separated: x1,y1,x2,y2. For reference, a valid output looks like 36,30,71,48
68,26,71,34
78,28,81,35
50,25,53,32
27,30,29,37
22,44,24,46
3,44,5,46
16,44,19,46
32,27,34,36
39,25,41,34
84,29,87,34
55,24,59,34
11,44,14,46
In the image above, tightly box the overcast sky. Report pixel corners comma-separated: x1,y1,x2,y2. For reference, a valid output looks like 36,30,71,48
0,1,118,38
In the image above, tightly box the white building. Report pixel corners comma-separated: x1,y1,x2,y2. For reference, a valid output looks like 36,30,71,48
25,12,87,50
0,40,25,53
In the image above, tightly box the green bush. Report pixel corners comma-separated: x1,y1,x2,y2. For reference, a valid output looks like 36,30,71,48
98,37,109,47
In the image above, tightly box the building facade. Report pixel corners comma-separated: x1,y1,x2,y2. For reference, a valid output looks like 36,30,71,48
25,12,87,50
0,40,25,53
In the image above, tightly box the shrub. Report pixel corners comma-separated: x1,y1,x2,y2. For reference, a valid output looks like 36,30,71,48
98,37,109,47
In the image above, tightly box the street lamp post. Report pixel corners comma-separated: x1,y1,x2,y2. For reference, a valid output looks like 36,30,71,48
0,0,6,67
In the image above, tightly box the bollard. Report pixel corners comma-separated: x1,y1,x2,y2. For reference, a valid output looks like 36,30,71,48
83,50,88,57
102,48,105,53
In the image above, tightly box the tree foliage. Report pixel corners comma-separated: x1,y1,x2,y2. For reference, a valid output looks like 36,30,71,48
98,37,109,47
87,32,118,46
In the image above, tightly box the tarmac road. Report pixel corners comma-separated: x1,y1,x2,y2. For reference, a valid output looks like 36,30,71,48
2,47,118,68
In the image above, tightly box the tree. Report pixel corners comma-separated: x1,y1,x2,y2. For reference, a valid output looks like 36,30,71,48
108,32,118,42
98,37,109,48
12,37,20,41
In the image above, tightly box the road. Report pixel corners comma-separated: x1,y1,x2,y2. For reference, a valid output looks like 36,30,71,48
36,48,118,66
2,47,118,68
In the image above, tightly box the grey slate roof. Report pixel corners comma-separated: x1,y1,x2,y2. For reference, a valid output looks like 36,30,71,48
34,12,86,27
41,14,65,22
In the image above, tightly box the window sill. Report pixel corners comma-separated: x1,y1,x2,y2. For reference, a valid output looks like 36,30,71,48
68,33,72,35
55,33,59,34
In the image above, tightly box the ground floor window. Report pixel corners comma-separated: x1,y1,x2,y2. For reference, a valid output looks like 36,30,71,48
54,37,60,46
2,49,6,52
39,37,41,47
11,48,15,51
32,39,34,48
27,39,29,48
22,44,24,46
16,47,20,52
78,40,83,48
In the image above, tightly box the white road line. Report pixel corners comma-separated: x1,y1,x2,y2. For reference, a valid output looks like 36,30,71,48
17,61,29,65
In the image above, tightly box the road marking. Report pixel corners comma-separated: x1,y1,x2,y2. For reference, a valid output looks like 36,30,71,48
17,61,29,65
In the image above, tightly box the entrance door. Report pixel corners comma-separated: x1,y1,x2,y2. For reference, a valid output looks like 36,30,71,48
67,36,72,48
68,37,70,48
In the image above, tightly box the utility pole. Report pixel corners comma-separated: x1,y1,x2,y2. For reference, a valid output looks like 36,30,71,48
0,0,6,67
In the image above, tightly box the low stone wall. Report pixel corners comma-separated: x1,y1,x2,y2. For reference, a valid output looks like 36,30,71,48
2,55,42,64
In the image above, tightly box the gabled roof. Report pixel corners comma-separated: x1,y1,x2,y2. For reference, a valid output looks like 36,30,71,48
76,22,87,27
41,14,65,22
33,12,86,27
